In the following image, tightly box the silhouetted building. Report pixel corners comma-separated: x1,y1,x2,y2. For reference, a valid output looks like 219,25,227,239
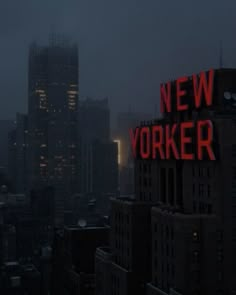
95,197,153,295
78,97,110,194
0,261,41,295
8,129,17,192
133,69,236,295
51,226,109,295
39,246,52,295
30,186,55,224
0,120,15,176
15,114,28,194
8,113,28,193
99,69,236,295
112,111,151,195
92,140,118,195
28,36,79,224
77,97,118,224
95,247,112,295
114,111,151,168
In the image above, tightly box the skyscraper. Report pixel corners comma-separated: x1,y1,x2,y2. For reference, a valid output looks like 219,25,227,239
97,69,236,295
113,111,151,195
28,35,79,224
0,120,15,175
78,97,110,194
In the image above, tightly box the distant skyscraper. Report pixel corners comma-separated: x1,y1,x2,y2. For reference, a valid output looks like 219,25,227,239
28,36,79,224
114,111,151,168
8,114,28,193
0,120,15,175
78,97,110,193
15,113,28,193
112,111,151,195
8,129,17,192
92,140,118,195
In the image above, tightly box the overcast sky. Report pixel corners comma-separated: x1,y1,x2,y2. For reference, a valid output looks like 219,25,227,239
1,0,236,120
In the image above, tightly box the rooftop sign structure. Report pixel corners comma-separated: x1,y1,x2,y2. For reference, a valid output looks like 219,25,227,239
130,69,216,161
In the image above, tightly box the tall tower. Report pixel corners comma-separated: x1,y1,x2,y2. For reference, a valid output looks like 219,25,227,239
28,35,79,224
78,97,110,194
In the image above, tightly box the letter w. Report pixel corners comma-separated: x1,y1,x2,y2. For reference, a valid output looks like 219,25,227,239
193,69,214,108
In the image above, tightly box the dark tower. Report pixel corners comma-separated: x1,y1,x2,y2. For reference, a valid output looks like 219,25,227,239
28,35,79,224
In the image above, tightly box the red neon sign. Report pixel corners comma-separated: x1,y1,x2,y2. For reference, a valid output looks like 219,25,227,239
130,69,217,161
129,120,215,161
160,69,215,113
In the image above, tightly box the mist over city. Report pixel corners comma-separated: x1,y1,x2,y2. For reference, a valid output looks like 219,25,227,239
0,1,236,295
1,0,236,119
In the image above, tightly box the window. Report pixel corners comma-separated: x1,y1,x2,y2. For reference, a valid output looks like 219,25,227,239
160,168,166,203
199,184,204,197
199,202,204,213
144,163,147,173
199,167,204,177
154,223,157,233
168,168,174,205
207,167,210,178
171,228,174,240
149,178,152,186
217,250,223,262
166,244,169,256
154,239,157,251
166,226,169,239
207,185,211,198
144,178,147,187
171,264,175,278
127,232,130,240
193,201,196,213
232,145,236,157
218,271,222,281
139,163,142,172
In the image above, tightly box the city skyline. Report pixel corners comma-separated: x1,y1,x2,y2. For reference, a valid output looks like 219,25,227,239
1,2,236,294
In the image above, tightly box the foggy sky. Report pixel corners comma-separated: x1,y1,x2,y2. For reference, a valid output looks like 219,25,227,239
1,0,236,120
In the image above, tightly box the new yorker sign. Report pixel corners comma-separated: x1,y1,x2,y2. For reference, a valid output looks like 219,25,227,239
130,69,216,161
